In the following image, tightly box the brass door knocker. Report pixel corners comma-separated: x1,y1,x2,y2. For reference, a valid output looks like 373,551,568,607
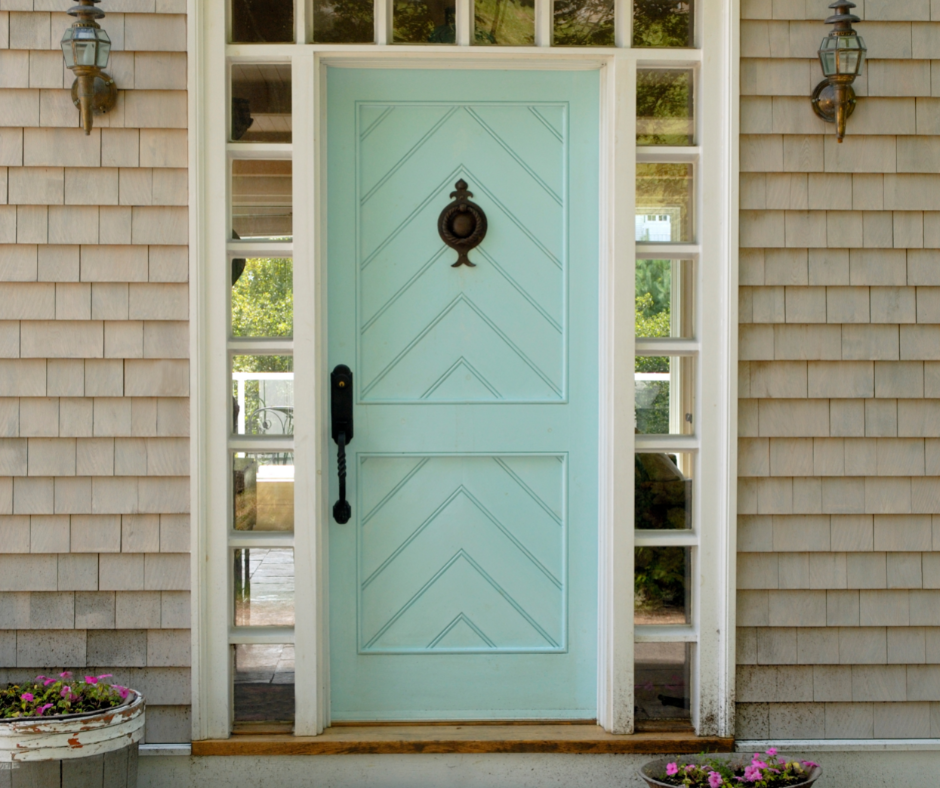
438,179,487,267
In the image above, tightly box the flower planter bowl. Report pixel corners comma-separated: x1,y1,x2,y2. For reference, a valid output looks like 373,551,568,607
640,754,822,788
0,691,144,787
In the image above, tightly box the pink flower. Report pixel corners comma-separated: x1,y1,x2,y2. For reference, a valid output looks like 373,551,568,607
59,671,72,678
743,765,763,783
666,763,679,776
751,758,768,769
37,704,53,716
114,686,130,700
43,679,56,686
60,686,71,698
765,748,777,757
97,674,112,680
802,761,819,769
85,676,98,684
20,693,34,702
708,771,724,788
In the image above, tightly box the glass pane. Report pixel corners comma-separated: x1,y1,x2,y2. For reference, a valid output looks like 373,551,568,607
635,546,690,624
232,160,293,242
234,547,295,626
473,0,535,45
233,452,295,531
552,0,614,46
233,357,294,436
234,644,295,724
232,258,293,339
634,642,691,723
636,163,693,243
313,0,374,42
637,69,693,146
231,65,292,144
635,259,694,339
232,0,294,43
635,356,694,435
635,452,692,530
633,0,694,48
394,0,457,43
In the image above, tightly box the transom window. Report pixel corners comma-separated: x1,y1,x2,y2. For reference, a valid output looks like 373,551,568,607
191,0,735,741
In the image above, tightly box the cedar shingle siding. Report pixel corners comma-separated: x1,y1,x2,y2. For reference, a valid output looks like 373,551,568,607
0,0,190,744
738,0,940,739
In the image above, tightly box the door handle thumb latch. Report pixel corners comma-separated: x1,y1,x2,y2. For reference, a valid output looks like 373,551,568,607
331,364,354,524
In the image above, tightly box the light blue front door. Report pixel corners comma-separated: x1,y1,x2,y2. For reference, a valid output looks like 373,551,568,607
327,68,599,721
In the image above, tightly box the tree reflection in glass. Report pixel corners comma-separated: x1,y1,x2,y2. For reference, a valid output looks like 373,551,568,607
553,0,614,46
313,0,375,42
637,69,694,146
394,0,458,42
473,0,535,45
633,0,694,48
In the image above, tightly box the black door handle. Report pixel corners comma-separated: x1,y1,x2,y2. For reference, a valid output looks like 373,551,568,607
331,364,354,524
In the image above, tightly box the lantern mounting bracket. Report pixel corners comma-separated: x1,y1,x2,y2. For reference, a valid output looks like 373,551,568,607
811,80,856,124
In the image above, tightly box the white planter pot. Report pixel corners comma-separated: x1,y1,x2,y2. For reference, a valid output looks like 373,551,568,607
0,691,145,787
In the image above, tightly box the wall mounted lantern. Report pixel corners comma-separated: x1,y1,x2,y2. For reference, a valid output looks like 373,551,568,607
61,0,117,135
811,1,866,143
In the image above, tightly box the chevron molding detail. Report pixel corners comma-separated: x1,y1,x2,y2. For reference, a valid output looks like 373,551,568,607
358,454,567,654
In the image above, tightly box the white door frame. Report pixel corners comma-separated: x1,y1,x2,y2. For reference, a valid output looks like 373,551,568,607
189,0,739,741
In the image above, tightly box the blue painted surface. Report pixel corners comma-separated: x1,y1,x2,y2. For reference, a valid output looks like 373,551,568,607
328,68,599,721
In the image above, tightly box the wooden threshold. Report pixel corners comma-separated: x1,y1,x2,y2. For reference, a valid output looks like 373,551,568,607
193,724,734,756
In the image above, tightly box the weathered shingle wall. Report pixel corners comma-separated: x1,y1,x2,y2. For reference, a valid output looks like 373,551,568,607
0,0,190,743
737,0,940,739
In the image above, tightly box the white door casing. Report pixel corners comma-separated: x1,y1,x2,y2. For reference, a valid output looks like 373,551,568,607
188,0,739,740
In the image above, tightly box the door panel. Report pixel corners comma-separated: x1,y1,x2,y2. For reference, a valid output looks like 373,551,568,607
358,102,566,403
359,454,565,653
328,68,599,721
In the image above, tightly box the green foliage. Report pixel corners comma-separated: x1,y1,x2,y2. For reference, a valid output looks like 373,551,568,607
231,257,293,374
635,292,670,375
635,546,687,611
552,0,614,46
657,752,819,788
636,259,671,314
636,69,693,146
632,0,694,48
313,0,375,42
1,673,129,719
393,0,453,42
474,0,535,45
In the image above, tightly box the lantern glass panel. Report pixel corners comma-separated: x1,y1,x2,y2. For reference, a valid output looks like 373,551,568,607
819,46,837,77
73,40,98,67
94,30,111,68
60,28,76,68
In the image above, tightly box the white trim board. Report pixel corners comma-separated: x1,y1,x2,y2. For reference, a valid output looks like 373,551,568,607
189,0,739,741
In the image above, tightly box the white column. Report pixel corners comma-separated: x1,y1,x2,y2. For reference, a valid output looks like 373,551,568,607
598,54,637,735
